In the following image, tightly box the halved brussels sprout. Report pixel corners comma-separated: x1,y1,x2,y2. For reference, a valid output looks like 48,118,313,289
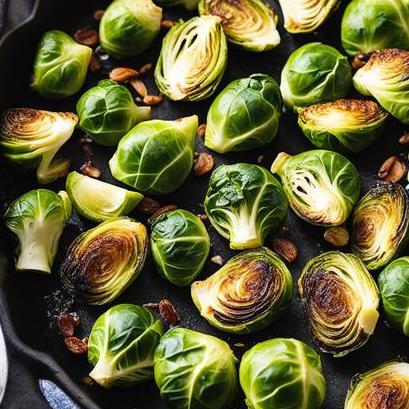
76,80,151,146
205,163,288,250
240,338,326,409
154,0,199,10
191,247,293,334
151,209,210,287
198,0,280,52
345,361,409,409
351,183,409,270
88,304,164,388
154,327,238,409
0,108,78,184
66,171,143,222
100,0,162,58
280,42,351,108
4,189,71,274
353,49,409,124
271,150,360,226
204,74,282,153
60,217,148,305
31,30,92,99
299,251,380,357
341,0,409,56
109,116,198,195
155,16,228,101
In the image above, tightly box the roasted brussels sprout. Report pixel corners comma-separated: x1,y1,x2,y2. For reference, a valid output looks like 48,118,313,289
204,74,282,153
76,80,151,146
341,0,409,56
154,327,238,409
280,42,351,108
198,0,280,52
205,163,288,250
271,150,360,226
299,251,380,357
60,217,148,305
4,189,71,274
154,0,199,10
31,30,92,99
100,0,162,58
351,183,409,270
88,304,164,388
240,338,326,409
191,247,293,334
353,49,409,124
155,16,228,101
0,108,78,184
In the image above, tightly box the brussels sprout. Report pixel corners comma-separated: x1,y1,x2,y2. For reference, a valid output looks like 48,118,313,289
204,74,282,153
60,217,148,305
151,209,210,287
351,183,409,270
31,30,92,99
345,361,409,409
0,108,78,184
198,0,280,52
4,189,71,274
109,116,198,195
191,247,293,334
76,80,151,146
155,16,228,101
204,163,288,250
154,0,199,10
240,338,326,409
280,42,351,108
353,49,409,124
299,251,380,357
66,171,143,222
100,0,162,58
88,304,164,388
154,327,238,409
341,0,409,56
271,150,360,226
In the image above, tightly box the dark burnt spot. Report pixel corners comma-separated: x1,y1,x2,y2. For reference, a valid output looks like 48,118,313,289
365,378,407,409
352,218,374,244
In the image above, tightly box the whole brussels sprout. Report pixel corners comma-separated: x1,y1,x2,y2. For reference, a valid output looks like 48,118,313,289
154,327,238,409
109,116,198,195
271,150,360,226
31,30,92,99
76,80,151,146
191,247,293,334
204,74,282,153
204,163,288,250
280,42,351,108
150,209,210,287
99,0,162,58
154,0,199,9
240,338,326,409
88,304,164,388
299,251,380,357
155,16,228,101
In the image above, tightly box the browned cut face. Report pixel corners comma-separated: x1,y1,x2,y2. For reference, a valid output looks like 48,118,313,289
364,376,409,409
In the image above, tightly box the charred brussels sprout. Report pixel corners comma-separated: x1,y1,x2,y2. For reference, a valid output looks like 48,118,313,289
204,74,282,153
0,108,78,184
4,189,71,274
60,217,148,305
204,163,288,250
271,150,360,226
31,30,92,99
154,327,238,409
88,304,164,388
299,252,380,357
191,247,293,334
154,0,199,9
351,183,409,270
240,338,326,409
155,16,228,101
280,43,351,108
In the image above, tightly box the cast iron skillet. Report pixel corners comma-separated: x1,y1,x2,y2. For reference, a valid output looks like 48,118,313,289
0,0,408,408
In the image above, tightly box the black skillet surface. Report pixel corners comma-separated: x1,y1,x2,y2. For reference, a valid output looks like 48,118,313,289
0,0,408,408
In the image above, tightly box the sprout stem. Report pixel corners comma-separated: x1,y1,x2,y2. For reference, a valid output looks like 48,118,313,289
271,152,290,174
